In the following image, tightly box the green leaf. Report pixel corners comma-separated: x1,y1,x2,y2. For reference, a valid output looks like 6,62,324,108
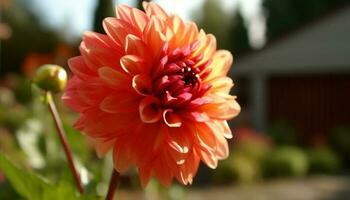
0,153,53,199
0,153,96,200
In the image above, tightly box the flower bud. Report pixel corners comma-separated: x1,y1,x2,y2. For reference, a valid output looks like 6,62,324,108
33,64,67,93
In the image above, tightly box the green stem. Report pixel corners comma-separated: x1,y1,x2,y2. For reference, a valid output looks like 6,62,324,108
46,91,84,194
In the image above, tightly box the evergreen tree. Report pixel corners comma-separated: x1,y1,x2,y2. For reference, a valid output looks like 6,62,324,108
137,0,150,11
93,0,114,33
263,0,349,41
197,0,230,49
226,9,251,56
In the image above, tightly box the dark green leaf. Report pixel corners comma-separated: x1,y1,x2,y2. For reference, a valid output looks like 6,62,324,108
0,153,97,200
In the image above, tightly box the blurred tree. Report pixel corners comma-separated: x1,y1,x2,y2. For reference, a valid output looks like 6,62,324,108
226,9,251,56
0,0,60,75
197,0,230,49
263,0,349,41
197,0,251,56
93,0,114,33
137,0,150,11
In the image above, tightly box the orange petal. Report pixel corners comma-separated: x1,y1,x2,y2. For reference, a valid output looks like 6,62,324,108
131,123,165,166
131,7,149,32
98,67,129,88
116,5,149,33
143,17,166,59
191,33,216,66
68,56,96,80
100,93,139,114
195,123,216,150
79,31,122,71
62,78,90,112
196,146,218,169
139,96,162,123
200,93,240,120
153,156,173,187
143,2,168,20
175,150,200,185
115,4,133,23
98,67,130,89
125,34,151,60
179,22,199,48
77,81,109,105
206,50,233,81
94,138,116,158
103,18,141,47
120,55,147,75
167,125,192,154
214,135,229,160
213,120,232,139
167,14,184,35
113,140,134,172
163,109,182,127
139,165,152,188
209,77,234,94
132,74,152,96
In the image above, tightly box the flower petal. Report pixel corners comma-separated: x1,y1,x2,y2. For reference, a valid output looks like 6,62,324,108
195,123,216,150
100,93,139,113
79,31,122,71
125,34,151,60
200,93,240,120
113,139,134,172
167,125,192,154
68,56,96,80
139,96,162,123
209,77,234,94
131,7,149,32
143,2,168,20
132,74,152,96
120,55,146,75
163,109,182,127
93,138,116,158
103,18,141,47
206,50,233,81
143,17,167,59
196,146,218,169
98,67,129,88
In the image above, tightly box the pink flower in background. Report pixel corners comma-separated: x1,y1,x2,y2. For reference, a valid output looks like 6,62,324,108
63,2,240,187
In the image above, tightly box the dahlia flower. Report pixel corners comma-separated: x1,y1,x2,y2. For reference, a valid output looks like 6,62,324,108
63,2,240,187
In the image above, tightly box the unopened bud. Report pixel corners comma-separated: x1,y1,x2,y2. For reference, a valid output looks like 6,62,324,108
33,64,67,93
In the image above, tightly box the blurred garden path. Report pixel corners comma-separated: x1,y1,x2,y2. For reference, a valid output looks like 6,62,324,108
117,175,350,200
186,176,350,200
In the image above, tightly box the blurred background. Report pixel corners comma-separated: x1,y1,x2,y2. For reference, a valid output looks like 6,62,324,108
1,0,350,199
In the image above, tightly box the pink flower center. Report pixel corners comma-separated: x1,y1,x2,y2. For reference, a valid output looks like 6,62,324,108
151,42,212,109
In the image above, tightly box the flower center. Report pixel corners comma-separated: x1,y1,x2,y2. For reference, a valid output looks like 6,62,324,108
181,67,200,86
151,43,212,108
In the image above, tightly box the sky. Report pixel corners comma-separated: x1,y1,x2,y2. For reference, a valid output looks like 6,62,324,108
31,0,265,48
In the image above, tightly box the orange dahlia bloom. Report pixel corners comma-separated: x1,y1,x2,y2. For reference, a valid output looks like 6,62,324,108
63,2,240,187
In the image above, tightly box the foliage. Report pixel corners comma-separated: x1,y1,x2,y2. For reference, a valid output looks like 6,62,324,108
220,152,260,184
93,0,114,33
263,0,349,41
268,121,297,145
0,153,96,200
226,10,251,55
307,147,341,174
331,126,350,167
196,0,250,55
197,0,229,49
214,128,272,184
262,146,308,178
1,0,60,75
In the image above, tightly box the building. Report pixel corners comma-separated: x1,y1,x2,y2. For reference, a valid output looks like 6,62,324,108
231,5,350,144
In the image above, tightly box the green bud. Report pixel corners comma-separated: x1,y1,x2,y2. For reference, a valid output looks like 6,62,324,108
33,64,67,93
